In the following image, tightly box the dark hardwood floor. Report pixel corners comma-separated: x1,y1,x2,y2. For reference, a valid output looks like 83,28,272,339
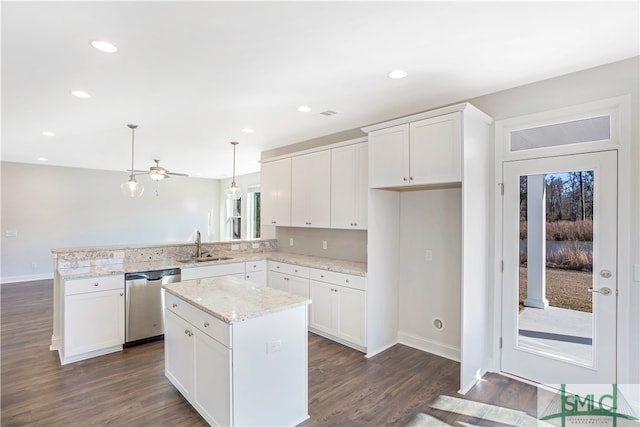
1,279,538,426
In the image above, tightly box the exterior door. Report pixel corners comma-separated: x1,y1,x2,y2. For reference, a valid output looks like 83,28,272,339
501,150,617,384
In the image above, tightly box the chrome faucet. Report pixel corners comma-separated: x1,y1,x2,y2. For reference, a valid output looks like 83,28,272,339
195,229,201,258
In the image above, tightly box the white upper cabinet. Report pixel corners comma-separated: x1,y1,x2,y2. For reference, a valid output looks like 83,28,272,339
368,111,462,188
331,143,368,229
291,150,331,228
261,157,291,226
368,125,409,188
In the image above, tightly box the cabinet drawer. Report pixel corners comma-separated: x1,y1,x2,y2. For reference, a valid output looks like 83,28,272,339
165,292,194,321
269,261,309,278
309,268,366,291
65,274,124,296
245,260,266,273
190,307,231,348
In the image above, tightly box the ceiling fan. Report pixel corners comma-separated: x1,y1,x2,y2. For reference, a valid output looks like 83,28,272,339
130,159,189,181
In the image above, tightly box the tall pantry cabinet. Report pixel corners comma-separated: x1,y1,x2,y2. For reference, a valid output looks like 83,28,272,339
362,102,493,394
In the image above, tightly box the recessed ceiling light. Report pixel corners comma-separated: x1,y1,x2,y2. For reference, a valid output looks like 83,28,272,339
91,40,118,53
71,90,91,99
37,157,48,162
42,131,56,137
388,69,408,79
241,128,254,133
298,105,311,113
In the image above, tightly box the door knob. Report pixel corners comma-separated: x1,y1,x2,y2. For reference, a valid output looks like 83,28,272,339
588,287,612,296
600,269,612,278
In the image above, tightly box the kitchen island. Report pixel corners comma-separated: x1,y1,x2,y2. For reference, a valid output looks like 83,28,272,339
163,276,310,427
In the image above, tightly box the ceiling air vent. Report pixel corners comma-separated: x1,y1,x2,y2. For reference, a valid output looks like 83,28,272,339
319,110,338,117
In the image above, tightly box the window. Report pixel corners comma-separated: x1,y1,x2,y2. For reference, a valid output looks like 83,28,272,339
247,188,261,239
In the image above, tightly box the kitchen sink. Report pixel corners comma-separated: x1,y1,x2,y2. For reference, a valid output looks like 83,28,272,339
178,256,234,263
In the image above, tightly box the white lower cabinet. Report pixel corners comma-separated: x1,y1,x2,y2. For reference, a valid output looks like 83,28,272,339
244,260,267,286
63,274,124,364
165,293,231,426
268,261,310,298
164,291,308,427
309,268,366,351
181,262,245,281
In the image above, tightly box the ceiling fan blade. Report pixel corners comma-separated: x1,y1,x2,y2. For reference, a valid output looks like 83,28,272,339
167,172,189,177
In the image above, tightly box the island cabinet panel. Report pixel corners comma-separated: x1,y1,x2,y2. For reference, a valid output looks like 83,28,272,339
368,111,462,188
232,305,308,427
62,274,124,364
261,157,291,226
291,150,331,228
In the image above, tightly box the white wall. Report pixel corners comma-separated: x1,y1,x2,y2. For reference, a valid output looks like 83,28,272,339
1,162,220,283
397,188,462,359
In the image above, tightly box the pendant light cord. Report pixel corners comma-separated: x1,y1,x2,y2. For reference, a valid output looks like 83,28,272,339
128,124,138,179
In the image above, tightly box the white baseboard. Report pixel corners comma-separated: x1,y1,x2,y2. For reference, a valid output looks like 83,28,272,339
1,273,53,285
397,331,461,362
365,340,398,358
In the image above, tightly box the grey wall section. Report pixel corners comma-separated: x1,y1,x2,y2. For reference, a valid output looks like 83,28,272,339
276,227,367,263
1,162,220,283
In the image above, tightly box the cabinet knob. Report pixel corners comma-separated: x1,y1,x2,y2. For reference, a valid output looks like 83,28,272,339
172,303,178,308
403,177,408,181
94,283,99,287
246,275,250,279
353,222,357,226
345,279,349,283
120,293,124,296
204,322,210,328
409,176,414,181
320,274,324,278
271,221,277,224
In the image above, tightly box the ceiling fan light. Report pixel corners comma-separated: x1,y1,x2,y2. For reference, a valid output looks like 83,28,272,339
121,177,144,197
149,170,165,181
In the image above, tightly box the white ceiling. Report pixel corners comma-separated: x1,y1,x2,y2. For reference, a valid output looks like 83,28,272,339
2,1,638,180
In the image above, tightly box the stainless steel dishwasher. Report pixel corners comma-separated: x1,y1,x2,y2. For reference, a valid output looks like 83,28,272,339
124,268,181,346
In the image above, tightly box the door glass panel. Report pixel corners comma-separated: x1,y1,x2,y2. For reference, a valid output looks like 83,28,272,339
517,170,594,365
511,116,610,151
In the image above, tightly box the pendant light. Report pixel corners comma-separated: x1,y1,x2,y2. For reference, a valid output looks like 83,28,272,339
121,124,144,197
225,141,242,200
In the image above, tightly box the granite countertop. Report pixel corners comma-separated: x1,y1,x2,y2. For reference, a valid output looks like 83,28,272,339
57,252,367,280
163,276,310,324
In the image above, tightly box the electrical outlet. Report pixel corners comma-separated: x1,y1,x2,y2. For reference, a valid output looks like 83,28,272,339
425,250,433,261
289,238,294,246
5,230,17,238
322,241,327,250
30,262,37,269
267,340,282,354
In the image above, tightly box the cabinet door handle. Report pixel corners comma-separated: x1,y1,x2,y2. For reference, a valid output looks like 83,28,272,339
94,283,99,287
204,322,210,328
172,303,178,308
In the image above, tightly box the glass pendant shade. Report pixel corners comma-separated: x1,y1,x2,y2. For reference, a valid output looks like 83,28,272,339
226,182,242,200
225,141,242,200
122,124,144,197
121,176,144,197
